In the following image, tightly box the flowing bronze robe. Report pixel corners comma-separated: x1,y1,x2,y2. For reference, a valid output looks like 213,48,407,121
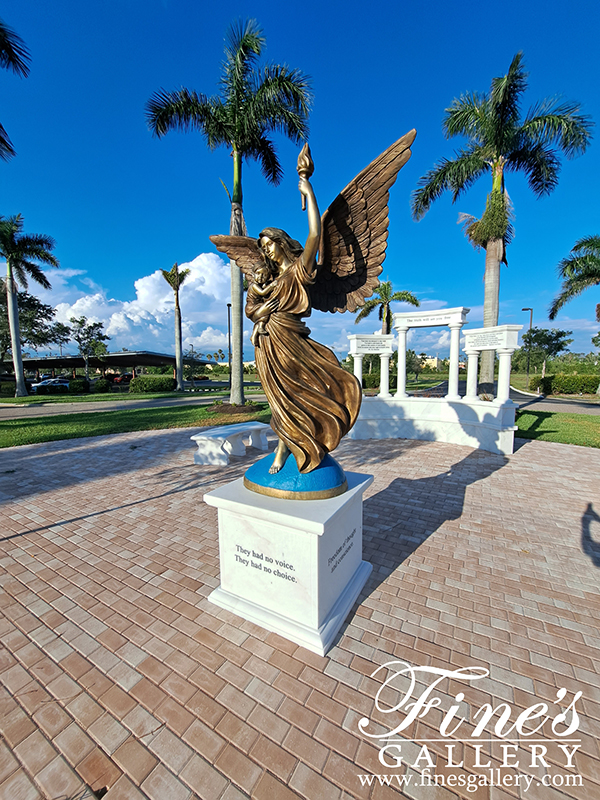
247,255,361,473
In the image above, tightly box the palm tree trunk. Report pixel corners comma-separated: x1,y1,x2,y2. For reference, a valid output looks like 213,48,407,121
479,237,502,393
382,304,390,335
229,149,245,406
6,264,27,396
174,292,184,391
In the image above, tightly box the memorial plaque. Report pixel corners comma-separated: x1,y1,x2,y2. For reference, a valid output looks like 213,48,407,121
465,330,506,350
463,325,522,352
348,334,394,355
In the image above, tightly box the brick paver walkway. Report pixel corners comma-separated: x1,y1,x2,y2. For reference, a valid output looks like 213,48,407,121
0,431,598,800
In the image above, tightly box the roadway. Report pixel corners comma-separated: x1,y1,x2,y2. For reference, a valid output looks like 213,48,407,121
0,383,598,422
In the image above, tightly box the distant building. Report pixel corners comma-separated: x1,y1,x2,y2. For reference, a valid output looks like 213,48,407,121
423,356,443,369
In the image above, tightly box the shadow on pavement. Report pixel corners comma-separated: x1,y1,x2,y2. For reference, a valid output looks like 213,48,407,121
582,502,600,568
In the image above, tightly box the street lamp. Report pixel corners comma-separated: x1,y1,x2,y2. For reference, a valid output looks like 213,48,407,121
227,303,232,390
522,307,533,384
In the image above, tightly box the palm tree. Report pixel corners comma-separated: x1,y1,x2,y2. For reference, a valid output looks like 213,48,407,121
549,235,600,322
161,263,191,391
354,280,419,334
0,215,59,396
146,19,311,405
411,52,593,391
0,18,30,160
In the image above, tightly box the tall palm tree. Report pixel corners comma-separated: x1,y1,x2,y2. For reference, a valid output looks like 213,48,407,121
549,235,600,322
411,52,593,391
161,263,191,391
354,280,419,334
0,18,30,161
0,215,59,396
146,19,311,406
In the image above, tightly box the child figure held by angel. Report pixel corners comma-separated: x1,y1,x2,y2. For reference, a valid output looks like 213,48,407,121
248,262,276,347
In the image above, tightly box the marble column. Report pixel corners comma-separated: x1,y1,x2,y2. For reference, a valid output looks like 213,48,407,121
353,354,364,388
379,354,391,398
395,327,409,398
446,323,462,401
496,348,514,403
464,350,479,401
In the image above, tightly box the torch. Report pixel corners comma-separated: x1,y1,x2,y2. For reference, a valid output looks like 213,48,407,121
297,143,314,211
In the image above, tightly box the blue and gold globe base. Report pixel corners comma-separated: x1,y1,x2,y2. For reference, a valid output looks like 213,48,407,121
243,453,348,500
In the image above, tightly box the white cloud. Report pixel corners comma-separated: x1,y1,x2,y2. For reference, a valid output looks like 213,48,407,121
34,253,234,355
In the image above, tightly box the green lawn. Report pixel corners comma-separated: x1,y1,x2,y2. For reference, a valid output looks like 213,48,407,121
0,391,184,404
0,403,271,448
515,410,600,448
0,387,265,405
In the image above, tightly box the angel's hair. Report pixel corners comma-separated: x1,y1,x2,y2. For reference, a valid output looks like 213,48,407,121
258,228,303,265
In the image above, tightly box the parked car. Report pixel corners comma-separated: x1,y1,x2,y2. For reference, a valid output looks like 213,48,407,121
113,373,133,384
30,378,71,393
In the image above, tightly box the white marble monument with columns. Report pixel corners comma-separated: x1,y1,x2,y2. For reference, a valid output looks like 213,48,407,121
348,334,395,397
348,311,523,456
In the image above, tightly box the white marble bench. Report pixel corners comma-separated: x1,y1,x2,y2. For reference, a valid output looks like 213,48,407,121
190,422,271,466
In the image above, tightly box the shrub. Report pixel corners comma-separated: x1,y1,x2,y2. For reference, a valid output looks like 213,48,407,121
93,378,111,394
35,384,68,395
529,374,600,394
69,378,90,394
528,376,554,394
361,374,379,389
0,383,15,396
129,375,176,393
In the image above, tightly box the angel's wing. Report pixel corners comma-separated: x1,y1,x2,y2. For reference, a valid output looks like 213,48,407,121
311,129,416,314
209,235,262,280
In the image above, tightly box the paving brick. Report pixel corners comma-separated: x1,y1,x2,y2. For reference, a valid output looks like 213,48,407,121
0,768,42,800
34,755,86,799
214,743,263,793
141,763,191,800
179,754,228,799
1,429,600,800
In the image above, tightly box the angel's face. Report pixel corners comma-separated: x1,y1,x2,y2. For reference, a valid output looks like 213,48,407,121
260,236,284,266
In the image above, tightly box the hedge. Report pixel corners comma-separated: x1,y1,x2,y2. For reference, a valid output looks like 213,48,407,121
129,375,177,393
69,378,90,394
35,384,70,395
529,374,600,395
93,378,111,393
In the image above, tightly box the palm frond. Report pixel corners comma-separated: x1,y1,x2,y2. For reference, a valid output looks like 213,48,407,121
0,215,57,290
222,19,264,94
521,99,593,158
411,146,487,219
0,121,16,161
391,290,419,306
161,263,191,292
490,52,527,133
506,140,560,196
15,256,52,289
571,235,600,258
0,18,30,77
246,135,283,185
354,299,379,323
548,237,600,318
443,92,488,141
145,89,224,142
549,269,600,319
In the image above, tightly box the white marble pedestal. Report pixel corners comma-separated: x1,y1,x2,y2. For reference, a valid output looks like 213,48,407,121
204,472,373,656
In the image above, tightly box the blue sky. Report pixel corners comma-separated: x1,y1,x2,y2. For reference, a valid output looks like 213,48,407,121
3,0,600,360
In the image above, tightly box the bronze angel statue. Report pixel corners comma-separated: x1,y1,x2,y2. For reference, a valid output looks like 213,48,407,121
211,130,416,481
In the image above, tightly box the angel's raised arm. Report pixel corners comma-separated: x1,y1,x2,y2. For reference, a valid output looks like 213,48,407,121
298,178,321,268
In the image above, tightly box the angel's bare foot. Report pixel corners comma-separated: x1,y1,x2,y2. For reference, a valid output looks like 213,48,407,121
269,441,290,474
